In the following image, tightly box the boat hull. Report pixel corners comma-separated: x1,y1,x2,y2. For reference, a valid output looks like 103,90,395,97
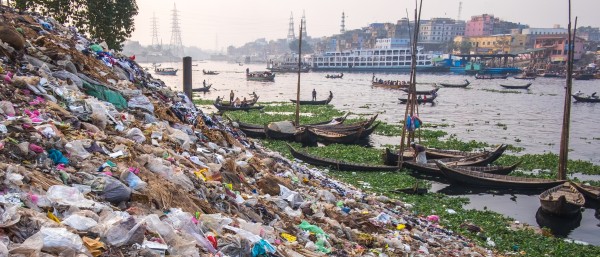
539,183,585,216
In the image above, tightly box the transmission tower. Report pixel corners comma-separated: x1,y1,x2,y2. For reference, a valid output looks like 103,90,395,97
457,1,463,21
169,3,184,58
301,10,307,39
287,12,296,43
151,13,160,49
340,12,346,34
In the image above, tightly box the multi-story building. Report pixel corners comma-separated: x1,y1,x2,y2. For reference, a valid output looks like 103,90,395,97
522,26,568,48
533,35,585,63
578,27,600,42
465,14,527,37
453,34,528,54
418,18,466,48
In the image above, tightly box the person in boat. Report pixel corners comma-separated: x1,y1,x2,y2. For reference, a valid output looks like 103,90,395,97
329,91,333,99
203,80,207,87
574,90,582,96
312,89,317,101
372,73,375,82
379,79,383,84
411,142,427,164
215,96,222,105
246,68,249,75
241,97,248,107
234,97,241,107
592,92,598,98
230,90,235,104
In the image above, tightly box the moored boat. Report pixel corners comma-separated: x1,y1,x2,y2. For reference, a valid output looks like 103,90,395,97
571,183,600,202
513,75,536,80
435,161,564,189
287,143,399,172
214,104,264,112
239,127,266,138
398,94,436,104
192,84,212,92
384,144,507,166
308,126,363,144
539,182,585,216
499,83,532,89
438,80,470,88
475,74,508,80
155,67,178,75
572,94,600,103
265,122,316,146
290,91,333,105
400,87,440,95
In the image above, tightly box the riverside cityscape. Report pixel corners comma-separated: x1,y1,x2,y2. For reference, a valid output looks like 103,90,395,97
0,0,599,256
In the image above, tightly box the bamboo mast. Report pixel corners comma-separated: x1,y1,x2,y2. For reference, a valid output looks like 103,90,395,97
295,23,303,126
558,0,577,180
398,0,423,167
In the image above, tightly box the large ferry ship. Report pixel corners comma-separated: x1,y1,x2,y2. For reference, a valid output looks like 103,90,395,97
309,38,446,72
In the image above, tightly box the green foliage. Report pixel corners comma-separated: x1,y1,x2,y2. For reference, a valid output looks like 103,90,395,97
13,0,138,51
495,153,600,175
288,39,314,54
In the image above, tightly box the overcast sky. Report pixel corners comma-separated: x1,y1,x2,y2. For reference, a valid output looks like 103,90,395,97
129,0,599,51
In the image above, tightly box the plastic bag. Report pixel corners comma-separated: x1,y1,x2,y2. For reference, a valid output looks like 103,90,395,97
125,128,145,144
0,204,20,227
105,216,145,246
298,220,326,236
46,185,96,209
61,214,98,231
128,95,154,113
65,139,92,159
198,213,232,234
123,171,147,190
251,239,276,257
169,171,194,191
39,227,90,254
102,176,131,204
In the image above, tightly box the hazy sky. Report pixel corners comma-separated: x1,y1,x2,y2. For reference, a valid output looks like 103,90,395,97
129,0,599,51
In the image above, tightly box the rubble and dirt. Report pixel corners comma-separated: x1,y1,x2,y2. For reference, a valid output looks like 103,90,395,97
0,6,495,257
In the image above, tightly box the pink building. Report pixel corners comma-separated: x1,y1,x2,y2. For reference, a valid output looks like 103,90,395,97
465,14,497,37
533,35,584,63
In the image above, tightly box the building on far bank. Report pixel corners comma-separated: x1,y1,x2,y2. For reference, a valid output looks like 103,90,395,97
521,26,568,48
418,18,465,50
532,35,585,63
465,14,528,37
453,34,528,54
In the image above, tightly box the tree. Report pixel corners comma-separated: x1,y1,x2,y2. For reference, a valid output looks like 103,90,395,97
453,41,472,54
288,39,314,54
13,0,138,51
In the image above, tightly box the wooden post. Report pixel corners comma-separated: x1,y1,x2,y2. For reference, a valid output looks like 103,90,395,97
183,56,192,101
295,23,303,126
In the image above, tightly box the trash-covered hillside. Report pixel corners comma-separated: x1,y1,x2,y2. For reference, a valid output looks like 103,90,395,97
0,7,492,257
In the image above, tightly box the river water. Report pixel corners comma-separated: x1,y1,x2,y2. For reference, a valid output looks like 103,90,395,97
150,60,600,245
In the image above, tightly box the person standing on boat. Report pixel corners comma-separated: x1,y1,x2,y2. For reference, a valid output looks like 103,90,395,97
203,80,207,87
312,89,317,101
411,142,427,164
230,90,235,105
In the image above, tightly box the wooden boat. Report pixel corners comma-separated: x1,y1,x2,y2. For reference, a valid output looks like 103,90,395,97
266,125,316,146
359,122,380,139
192,84,212,92
573,73,594,80
325,73,343,79
239,127,266,138
246,71,275,81
573,94,600,103
571,183,600,202
400,87,440,95
475,74,508,80
308,127,363,144
390,187,427,195
499,83,532,89
402,152,514,178
372,81,408,89
213,104,264,111
237,115,348,130
398,94,436,104
155,67,178,75
435,161,564,189
539,182,585,216
287,143,399,172
311,114,378,132
290,92,333,105
513,75,536,80
202,70,219,75
218,93,260,107
438,79,470,88
384,144,506,165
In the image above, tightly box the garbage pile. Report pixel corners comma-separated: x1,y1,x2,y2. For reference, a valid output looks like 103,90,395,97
0,7,494,257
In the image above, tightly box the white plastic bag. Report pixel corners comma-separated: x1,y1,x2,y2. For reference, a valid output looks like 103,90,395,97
61,214,98,231
39,227,90,255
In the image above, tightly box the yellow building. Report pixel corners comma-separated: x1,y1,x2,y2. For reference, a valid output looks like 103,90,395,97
453,34,528,54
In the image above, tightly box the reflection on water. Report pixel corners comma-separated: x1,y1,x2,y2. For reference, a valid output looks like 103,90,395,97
536,207,583,238
152,61,600,245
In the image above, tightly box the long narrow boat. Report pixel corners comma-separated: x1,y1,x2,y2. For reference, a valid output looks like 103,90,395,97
438,80,470,88
539,183,585,216
398,95,436,104
202,70,219,75
237,116,348,130
513,75,536,80
265,125,316,146
311,114,378,131
308,127,363,144
372,82,408,89
571,183,600,202
290,93,333,105
325,73,343,79
384,144,507,166
402,151,509,178
246,71,275,82
475,74,508,80
192,84,212,92
400,87,440,95
287,144,399,172
239,127,266,138
214,104,264,112
499,83,532,89
435,161,563,189
359,122,380,139
572,95,600,103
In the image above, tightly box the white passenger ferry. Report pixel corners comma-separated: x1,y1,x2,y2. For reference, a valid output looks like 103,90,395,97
309,38,445,72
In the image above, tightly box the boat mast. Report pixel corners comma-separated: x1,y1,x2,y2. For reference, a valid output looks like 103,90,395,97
558,0,577,180
398,0,424,168
295,22,303,126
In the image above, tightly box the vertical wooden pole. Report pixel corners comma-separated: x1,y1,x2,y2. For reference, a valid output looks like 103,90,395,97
295,23,303,126
183,56,192,101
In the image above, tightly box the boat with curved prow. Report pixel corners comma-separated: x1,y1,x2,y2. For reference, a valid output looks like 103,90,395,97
214,104,264,112
192,84,212,92
572,95,600,103
202,70,220,75
571,183,600,202
539,182,585,216
499,83,532,89
400,87,440,95
384,144,507,166
155,67,178,75
246,70,275,82
290,92,333,105
475,74,508,80
399,95,436,104
308,126,364,144
435,161,563,189
438,80,470,88
325,73,343,79
239,127,266,138
287,143,399,172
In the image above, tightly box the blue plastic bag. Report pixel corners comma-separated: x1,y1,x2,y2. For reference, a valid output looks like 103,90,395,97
251,239,276,257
